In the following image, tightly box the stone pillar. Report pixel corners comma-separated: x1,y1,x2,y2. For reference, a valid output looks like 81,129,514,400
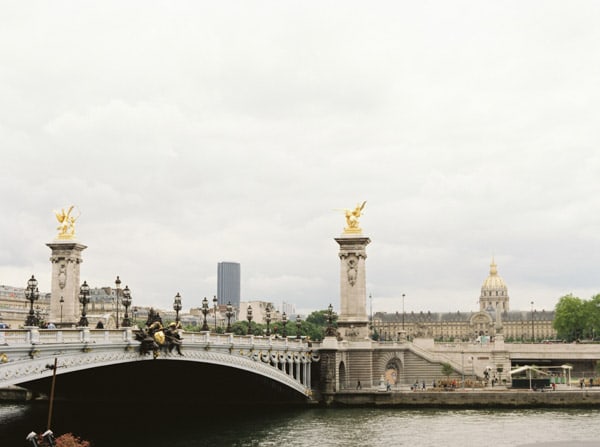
46,241,87,327
319,350,338,395
335,235,371,340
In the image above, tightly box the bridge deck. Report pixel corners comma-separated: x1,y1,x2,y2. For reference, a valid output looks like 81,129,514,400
0,327,316,398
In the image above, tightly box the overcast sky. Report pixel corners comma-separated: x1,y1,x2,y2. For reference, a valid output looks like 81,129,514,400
1,1,599,316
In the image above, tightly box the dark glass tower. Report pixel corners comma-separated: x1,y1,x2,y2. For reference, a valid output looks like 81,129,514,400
217,262,240,307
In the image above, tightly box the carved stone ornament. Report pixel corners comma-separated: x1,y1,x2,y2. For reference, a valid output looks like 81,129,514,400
347,256,358,286
58,264,67,289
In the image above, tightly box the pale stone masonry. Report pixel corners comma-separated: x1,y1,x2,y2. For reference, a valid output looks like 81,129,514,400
47,240,87,327
335,235,371,341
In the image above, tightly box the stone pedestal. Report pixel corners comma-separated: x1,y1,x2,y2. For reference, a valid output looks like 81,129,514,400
321,336,339,350
319,349,339,395
46,241,87,327
335,235,370,340
494,333,505,349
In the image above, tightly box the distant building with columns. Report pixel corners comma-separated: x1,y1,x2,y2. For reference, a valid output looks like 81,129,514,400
373,259,557,342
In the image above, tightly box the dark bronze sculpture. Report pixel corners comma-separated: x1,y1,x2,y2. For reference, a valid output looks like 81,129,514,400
135,308,183,358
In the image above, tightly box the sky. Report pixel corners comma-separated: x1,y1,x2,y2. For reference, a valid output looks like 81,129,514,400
1,1,599,317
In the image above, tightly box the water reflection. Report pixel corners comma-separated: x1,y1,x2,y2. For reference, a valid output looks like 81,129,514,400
1,403,598,447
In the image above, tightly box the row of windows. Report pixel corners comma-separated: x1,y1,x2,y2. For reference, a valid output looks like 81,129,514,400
482,290,507,296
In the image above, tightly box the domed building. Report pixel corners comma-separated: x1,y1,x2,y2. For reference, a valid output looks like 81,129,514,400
373,259,557,342
479,258,509,312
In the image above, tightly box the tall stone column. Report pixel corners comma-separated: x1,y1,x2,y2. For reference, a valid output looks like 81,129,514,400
46,241,87,327
335,235,371,340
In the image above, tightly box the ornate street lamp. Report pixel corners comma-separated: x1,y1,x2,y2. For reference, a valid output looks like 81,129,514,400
24,275,40,327
225,301,234,333
531,300,535,342
246,304,253,335
173,293,182,323
115,276,121,329
59,296,64,325
213,296,218,330
325,303,336,337
282,312,288,337
121,285,132,327
402,293,406,331
201,296,210,331
78,281,90,327
265,304,272,336
296,315,302,339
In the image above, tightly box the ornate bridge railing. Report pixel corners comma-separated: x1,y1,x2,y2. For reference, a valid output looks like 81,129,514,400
0,328,317,397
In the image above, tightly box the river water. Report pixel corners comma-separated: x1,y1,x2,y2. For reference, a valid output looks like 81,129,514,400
1,402,598,446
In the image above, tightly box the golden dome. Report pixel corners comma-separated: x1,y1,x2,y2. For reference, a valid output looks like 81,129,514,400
481,258,508,292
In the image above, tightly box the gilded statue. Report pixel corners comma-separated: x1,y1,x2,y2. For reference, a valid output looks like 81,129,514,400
54,205,79,240
338,201,366,234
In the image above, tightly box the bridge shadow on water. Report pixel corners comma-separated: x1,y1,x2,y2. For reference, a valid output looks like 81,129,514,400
6,360,311,445
21,359,307,405
2,397,313,447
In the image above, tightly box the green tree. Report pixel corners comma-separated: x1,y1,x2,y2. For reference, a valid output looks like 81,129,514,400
305,309,338,341
553,294,586,341
230,321,250,335
583,294,600,339
371,328,380,341
306,310,329,326
441,362,454,378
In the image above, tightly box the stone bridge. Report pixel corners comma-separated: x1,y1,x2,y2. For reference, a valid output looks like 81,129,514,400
0,327,317,402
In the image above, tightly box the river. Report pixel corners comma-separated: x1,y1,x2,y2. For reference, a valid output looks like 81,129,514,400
1,402,598,446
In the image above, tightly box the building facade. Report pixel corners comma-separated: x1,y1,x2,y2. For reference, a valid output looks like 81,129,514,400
373,260,557,342
0,284,51,328
217,262,241,307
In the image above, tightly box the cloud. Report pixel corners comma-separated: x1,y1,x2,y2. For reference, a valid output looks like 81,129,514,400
1,1,600,317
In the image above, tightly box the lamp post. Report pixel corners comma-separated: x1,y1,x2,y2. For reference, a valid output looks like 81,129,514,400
246,304,253,335
461,350,465,389
282,312,288,337
78,281,90,327
265,304,272,336
531,300,535,342
121,285,132,327
201,297,210,331
24,275,40,327
213,296,218,331
296,315,302,339
225,301,234,333
369,293,373,331
402,293,406,331
59,296,64,325
326,303,336,337
173,293,182,323
115,276,121,329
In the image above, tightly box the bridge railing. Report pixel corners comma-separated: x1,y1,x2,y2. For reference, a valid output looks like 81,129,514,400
0,328,309,350
0,329,29,345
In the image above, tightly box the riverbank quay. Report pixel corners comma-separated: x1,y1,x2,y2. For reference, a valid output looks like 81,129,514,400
320,387,600,408
0,385,31,401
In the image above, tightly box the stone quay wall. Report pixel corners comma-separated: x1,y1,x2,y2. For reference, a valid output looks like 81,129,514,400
322,389,600,408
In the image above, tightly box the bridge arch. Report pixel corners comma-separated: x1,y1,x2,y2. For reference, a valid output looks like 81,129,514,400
0,329,314,402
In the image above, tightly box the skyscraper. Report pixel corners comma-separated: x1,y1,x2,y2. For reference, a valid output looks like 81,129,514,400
217,262,241,307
